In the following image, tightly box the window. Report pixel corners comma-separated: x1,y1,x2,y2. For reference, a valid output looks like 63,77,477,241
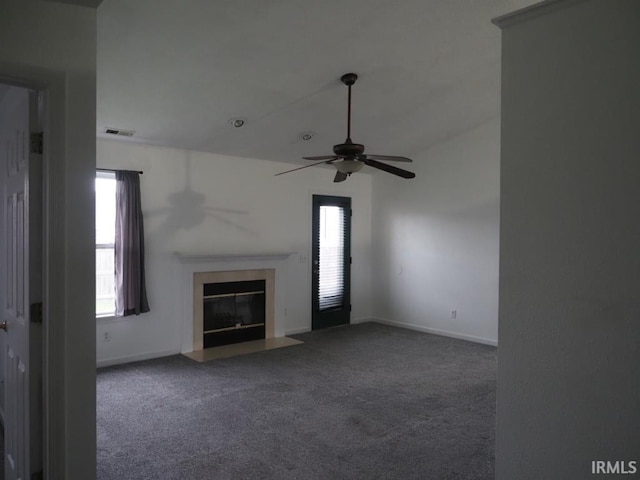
96,171,116,316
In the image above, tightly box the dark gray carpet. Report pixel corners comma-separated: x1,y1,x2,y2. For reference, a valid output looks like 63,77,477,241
97,322,497,480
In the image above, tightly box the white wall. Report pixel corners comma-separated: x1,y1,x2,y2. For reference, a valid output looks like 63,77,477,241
0,1,97,479
371,119,501,345
96,138,373,365
496,1,640,478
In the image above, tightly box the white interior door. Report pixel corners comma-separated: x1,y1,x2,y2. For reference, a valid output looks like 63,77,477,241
0,85,43,480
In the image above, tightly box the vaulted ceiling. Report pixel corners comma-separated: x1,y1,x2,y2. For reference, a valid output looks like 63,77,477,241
97,0,535,165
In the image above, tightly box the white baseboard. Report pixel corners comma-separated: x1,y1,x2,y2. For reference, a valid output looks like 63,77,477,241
96,348,181,368
370,318,498,347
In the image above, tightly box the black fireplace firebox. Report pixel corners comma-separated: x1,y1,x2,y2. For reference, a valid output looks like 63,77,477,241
202,279,266,348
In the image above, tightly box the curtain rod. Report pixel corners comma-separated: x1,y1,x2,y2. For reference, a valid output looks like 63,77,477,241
97,168,143,175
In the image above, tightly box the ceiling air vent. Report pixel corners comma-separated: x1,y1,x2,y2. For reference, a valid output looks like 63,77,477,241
104,128,135,137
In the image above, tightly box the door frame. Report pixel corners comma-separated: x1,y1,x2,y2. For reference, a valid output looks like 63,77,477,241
0,65,68,479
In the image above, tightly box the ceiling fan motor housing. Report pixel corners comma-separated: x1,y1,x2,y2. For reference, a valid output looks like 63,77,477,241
333,141,365,157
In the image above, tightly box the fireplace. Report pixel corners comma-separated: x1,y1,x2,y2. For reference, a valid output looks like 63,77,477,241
203,280,265,348
192,268,275,351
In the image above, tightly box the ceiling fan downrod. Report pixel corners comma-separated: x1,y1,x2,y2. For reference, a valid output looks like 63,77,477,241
341,73,358,142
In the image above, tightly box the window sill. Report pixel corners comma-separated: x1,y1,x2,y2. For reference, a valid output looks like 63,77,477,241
96,314,126,324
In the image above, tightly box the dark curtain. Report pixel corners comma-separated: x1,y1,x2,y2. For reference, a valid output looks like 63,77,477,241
115,170,150,316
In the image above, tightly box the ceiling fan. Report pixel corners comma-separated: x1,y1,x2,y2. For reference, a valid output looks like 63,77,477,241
276,73,416,183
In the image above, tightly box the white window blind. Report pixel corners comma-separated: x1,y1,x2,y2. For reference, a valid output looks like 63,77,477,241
318,205,345,311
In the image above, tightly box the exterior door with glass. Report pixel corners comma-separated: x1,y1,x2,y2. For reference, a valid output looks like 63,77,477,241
312,195,351,330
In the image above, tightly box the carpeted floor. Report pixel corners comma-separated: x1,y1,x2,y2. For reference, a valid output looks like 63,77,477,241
97,322,497,480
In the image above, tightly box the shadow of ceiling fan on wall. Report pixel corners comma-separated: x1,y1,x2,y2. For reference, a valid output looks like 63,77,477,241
276,73,416,183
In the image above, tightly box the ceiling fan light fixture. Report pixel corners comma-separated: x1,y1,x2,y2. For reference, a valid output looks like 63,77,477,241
335,159,364,174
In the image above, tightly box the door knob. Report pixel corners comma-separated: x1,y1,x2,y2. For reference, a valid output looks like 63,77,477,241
0,321,6,332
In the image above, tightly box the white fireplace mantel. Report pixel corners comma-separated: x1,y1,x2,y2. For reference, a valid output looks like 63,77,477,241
175,252,295,353
173,252,296,263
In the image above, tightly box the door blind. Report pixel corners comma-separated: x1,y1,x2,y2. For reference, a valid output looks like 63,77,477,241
317,205,346,310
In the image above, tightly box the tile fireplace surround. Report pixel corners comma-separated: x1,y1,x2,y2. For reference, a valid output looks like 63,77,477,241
175,253,294,353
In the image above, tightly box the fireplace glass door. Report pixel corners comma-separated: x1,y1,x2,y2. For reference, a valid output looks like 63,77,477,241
202,280,266,348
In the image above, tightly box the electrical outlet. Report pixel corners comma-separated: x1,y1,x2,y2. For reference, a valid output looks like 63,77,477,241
103,331,111,342
451,310,457,319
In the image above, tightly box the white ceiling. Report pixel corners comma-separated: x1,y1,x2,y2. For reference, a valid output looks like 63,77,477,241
97,0,536,165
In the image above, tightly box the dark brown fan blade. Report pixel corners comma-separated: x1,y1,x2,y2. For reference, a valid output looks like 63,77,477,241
275,160,334,176
361,154,412,163
303,155,340,161
333,171,348,183
362,158,415,179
